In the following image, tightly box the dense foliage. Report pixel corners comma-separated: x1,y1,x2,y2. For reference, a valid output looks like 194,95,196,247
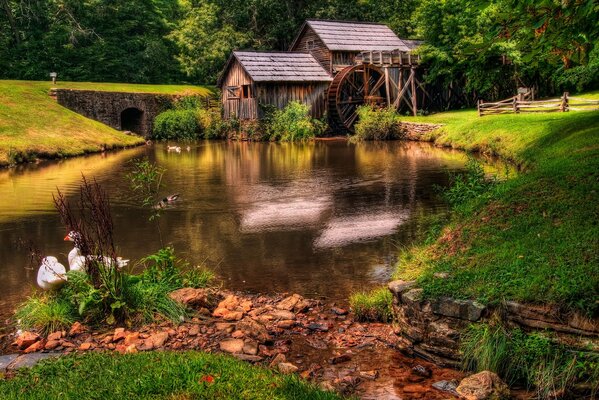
351,106,405,141
2,0,596,97
266,101,324,142
153,109,199,140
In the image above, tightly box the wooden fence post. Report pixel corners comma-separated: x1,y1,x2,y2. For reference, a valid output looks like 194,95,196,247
512,97,519,114
561,92,569,112
478,99,482,117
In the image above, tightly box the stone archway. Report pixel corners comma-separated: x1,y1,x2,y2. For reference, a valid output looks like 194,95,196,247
120,107,144,134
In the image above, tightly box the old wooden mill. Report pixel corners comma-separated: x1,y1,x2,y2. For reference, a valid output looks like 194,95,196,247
219,20,428,132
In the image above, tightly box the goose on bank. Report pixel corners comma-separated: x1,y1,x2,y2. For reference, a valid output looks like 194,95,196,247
36,256,67,290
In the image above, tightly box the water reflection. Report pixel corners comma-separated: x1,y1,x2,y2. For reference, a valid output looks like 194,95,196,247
0,140,489,321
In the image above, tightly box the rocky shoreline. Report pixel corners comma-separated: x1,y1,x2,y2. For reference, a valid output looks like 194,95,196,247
2,288,471,399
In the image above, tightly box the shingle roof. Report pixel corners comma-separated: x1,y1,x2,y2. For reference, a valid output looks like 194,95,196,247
299,20,411,52
221,51,333,84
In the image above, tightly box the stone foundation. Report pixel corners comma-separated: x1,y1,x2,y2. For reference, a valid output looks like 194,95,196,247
401,122,443,140
388,280,599,368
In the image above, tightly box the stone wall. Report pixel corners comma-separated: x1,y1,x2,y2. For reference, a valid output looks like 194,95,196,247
401,122,443,141
388,280,599,368
55,89,175,137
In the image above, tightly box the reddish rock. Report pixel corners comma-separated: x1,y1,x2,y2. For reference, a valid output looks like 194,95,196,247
269,353,287,367
24,340,45,353
188,325,200,336
331,307,348,316
219,339,245,354
243,340,259,356
69,322,88,336
113,328,127,342
15,332,40,350
277,362,298,374
231,330,245,339
169,288,209,307
47,331,63,342
277,294,303,311
277,320,295,329
124,332,140,346
330,353,352,364
223,311,244,321
217,295,240,311
240,300,253,312
79,342,93,351
456,371,510,400
101,335,113,344
148,332,169,348
45,340,61,350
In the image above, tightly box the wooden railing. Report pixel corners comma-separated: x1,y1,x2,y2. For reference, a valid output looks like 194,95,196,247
478,92,599,116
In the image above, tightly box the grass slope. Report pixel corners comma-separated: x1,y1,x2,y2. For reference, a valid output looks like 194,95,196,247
0,80,213,166
0,351,340,400
395,108,599,316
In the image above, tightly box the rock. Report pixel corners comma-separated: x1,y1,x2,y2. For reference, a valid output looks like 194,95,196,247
0,354,18,370
219,339,245,354
113,328,127,342
330,354,352,364
7,353,61,370
277,362,299,374
243,340,259,356
237,318,271,343
388,280,417,296
217,295,240,311
431,298,485,322
23,340,45,354
433,272,450,279
456,371,510,400
45,340,61,350
269,353,287,367
331,307,348,316
307,323,329,332
169,288,209,307
124,332,140,346
277,294,303,311
268,310,296,321
79,342,93,351
212,308,229,318
293,300,312,313
277,320,295,329
125,344,138,354
359,370,379,380
223,311,244,321
69,322,88,336
432,380,458,396
319,381,336,391
233,354,263,363
240,300,253,312
47,331,63,342
231,330,245,339
188,325,200,336
412,364,432,378
15,332,40,350
148,332,169,348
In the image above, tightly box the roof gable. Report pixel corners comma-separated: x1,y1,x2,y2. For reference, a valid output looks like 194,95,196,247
291,20,411,52
219,51,332,86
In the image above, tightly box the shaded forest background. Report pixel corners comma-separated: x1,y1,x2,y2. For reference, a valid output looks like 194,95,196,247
1,0,598,100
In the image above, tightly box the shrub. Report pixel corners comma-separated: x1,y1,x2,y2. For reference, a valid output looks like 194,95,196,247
153,109,199,140
349,287,393,322
14,294,76,336
196,107,233,139
440,156,497,208
267,101,324,142
351,106,405,141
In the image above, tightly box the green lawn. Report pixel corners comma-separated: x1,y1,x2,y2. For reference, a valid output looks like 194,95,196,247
395,107,599,316
0,80,213,166
0,352,341,400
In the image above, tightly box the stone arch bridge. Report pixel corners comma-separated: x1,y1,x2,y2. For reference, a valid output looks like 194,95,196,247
55,89,178,137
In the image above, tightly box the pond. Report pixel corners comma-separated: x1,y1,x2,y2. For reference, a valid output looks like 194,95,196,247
0,140,494,324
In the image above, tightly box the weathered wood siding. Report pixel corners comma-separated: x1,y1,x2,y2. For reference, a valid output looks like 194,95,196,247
332,51,359,73
221,60,258,120
255,82,329,119
290,26,332,73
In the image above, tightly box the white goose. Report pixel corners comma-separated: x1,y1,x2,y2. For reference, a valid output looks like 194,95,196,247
64,231,129,271
36,256,67,290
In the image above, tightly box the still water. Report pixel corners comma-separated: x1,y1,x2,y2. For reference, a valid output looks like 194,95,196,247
0,140,488,322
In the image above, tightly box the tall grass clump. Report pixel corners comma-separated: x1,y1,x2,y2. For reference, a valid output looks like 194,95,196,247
461,321,599,397
14,294,76,336
351,106,405,142
267,101,325,141
349,287,393,322
439,157,498,210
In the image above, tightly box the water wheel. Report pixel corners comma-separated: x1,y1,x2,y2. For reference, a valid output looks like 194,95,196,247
328,65,387,132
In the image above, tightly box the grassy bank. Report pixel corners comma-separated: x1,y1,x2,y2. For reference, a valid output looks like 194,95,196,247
0,351,340,400
0,80,212,166
395,107,599,316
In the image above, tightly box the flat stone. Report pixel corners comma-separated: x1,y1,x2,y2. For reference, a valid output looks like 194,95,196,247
69,322,88,336
268,310,296,321
359,370,379,380
223,311,244,321
269,353,287,367
148,332,169,348
307,323,329,332
456,371,510,400
432,298,485,321
432,380,459,395
0,354,18,370
24,340,45,353
277,294,303,311
330,354,352,364
388,280,417,296
412,364,432,378
219,339,245,354
169,288,209,307
401,288,423,305
8,353,61,370
278,362,299,374
331,307,348,316
233,354,263,363
243,340,259,356
47,331,63,341
277,320,295,329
